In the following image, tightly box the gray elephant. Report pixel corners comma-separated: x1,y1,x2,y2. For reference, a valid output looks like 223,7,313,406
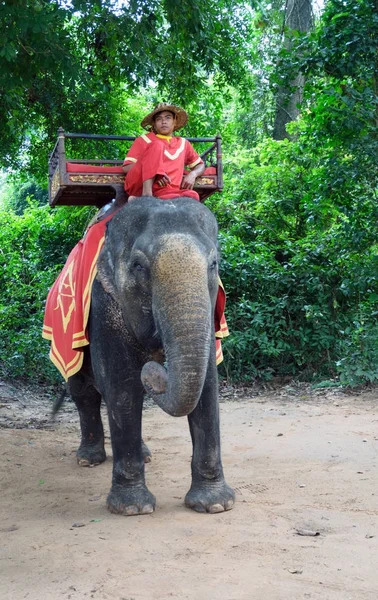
69,196,234,515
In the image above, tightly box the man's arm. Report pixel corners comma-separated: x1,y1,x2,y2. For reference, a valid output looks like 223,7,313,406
122,136,144,174
122,163,134,174
181,161,205,189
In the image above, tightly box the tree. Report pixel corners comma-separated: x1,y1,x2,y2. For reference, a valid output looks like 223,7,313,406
1,179,48,215
0,0,253,177
273,0,313,140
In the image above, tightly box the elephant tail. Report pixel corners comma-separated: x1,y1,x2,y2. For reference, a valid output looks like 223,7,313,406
51,384,68,419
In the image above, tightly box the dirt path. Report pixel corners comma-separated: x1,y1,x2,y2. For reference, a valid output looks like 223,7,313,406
1,383,377,600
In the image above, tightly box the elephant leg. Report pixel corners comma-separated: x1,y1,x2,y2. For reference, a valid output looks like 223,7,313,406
88,369,154,514
104,380,155,516
69,366,106,467
185,350,235,513
89,281,155,515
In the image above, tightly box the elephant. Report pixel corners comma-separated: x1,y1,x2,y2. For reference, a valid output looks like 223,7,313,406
68,196,235,516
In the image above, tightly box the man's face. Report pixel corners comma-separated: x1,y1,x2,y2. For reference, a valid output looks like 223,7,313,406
153,111,176,135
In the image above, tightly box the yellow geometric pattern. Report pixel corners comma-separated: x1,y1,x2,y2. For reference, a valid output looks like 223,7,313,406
54,260,76,333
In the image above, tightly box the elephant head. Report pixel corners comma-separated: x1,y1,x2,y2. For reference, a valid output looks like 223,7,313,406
96,197,219,417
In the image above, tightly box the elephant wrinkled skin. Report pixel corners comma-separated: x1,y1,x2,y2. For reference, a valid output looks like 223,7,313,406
68,197,235,516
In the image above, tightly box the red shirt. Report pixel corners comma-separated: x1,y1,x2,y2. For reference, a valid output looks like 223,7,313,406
123,132,203,199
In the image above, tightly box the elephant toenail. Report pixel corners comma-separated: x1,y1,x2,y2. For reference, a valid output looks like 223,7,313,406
125,505,139,516
208,503,224,513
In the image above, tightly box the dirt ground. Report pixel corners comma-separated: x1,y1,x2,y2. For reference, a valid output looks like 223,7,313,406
0,380,377,600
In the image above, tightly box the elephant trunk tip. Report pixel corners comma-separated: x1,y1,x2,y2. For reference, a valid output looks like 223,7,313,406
141,360,199,417
141,361,168,395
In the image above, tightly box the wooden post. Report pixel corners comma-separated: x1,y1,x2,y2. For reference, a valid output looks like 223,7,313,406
57,127,66,183
216,134,223,191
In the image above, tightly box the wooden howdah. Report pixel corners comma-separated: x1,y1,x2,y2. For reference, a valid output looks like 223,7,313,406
48,128,223,208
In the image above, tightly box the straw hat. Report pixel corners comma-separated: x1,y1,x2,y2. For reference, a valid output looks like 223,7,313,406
141,102,188,131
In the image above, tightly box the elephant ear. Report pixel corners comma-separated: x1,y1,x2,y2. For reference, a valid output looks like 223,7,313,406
95,205,143,301
96,230,119,301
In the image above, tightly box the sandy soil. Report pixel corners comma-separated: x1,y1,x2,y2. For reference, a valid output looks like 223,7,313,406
0,381,377,600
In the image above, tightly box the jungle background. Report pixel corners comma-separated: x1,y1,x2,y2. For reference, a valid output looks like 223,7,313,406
0,0,377,389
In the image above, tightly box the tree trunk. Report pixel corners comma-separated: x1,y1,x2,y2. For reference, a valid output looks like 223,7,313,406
273,0,313,140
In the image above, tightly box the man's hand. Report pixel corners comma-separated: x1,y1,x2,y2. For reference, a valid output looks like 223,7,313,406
181,162,205,189
155,173,171,187
181,171,197,190
122,163,134,174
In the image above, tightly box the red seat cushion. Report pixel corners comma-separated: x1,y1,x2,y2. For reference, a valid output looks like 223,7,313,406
183,166,217,176
66,162,124,174
66,163,216,176
203,167,216,175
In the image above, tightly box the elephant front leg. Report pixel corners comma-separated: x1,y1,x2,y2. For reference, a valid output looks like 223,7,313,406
185,359,235,513
106,388,156,516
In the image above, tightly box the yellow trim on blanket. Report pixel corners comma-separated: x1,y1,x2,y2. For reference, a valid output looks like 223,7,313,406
49,335,84,381
82,235,106,332
216,345,223,366
72,331,86,339
215,330,230,339
67,235,106,350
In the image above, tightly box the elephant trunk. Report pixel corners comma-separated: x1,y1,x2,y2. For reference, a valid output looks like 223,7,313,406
141,235,212,417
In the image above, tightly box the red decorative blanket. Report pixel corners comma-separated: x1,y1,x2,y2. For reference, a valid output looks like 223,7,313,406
42,215,229,381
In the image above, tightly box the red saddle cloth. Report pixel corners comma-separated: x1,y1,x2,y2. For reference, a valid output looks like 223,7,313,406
42,214,229,381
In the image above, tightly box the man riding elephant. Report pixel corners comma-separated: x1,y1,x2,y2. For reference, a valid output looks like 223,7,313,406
43,106,233,516
123,103,206,201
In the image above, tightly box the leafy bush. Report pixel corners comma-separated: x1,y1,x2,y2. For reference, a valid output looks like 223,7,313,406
336,302,378,386
212,132,378,385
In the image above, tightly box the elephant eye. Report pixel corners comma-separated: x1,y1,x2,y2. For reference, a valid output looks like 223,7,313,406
132,261,145,272
209,259,217,270
131,252,149,276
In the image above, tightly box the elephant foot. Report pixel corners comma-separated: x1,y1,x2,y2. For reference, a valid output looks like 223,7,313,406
76,442,106,467
107,486,156,516
142,440,152,464
185,480,235,514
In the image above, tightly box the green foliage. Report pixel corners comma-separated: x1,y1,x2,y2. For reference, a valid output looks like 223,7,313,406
1,178,48,214
336,303,378,387
1,0,378,388
208,0,378,386
211,119,378,384
0,0,253,177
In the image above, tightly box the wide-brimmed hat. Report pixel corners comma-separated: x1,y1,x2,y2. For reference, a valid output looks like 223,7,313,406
141,102,188,131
